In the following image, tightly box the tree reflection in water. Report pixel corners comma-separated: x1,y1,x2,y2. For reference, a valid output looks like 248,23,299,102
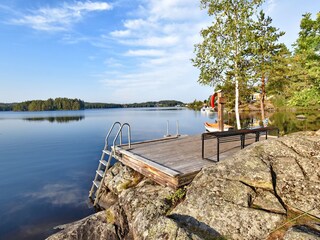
224,110,319,135
23,115,85,123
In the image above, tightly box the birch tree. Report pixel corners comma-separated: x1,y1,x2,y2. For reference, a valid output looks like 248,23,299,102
192,0,263,129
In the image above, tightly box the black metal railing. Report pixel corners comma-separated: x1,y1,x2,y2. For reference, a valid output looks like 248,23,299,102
202,127,279,161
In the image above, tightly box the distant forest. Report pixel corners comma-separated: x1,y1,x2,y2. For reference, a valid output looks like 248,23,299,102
85,100,184,109
3,98,85,111
125,100,184,108
0,99,184,111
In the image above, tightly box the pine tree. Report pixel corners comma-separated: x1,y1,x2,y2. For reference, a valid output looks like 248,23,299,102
251,10,285,120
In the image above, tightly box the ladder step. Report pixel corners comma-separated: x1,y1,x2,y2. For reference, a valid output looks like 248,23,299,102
100,160,108,166
93,180,101,188
96,170,104,177
103,149,111,155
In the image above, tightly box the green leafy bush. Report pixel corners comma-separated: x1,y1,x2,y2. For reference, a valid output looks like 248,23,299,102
271,95,287,108
288,87,320,107
166,187,187,207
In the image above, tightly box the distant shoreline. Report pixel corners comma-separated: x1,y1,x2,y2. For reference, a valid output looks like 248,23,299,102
0,99,185,112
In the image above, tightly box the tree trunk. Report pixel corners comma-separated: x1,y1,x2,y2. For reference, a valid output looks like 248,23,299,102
233,9,241,130
260,74,266,122
235,78,241,129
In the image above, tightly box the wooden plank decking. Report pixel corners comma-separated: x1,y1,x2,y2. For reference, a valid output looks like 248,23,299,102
112,134,268,188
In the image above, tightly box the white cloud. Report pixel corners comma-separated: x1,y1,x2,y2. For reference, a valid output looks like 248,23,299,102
99,62,211,103
103,57,124,67
99,0,211,102
125,49,166,57
120,35,180,47
61,33,90,44
110,29,131,37
10,1,112,32
69,1,111,12
26,183,86,206
0,3,20,15
124,18,150,29
99,44,212,102
265,0,277,15
147,0,204,21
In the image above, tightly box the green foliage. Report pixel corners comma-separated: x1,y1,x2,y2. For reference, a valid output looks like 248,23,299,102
193,0,267,129
251,11,285,78
125,100,184,108
269,12,320,108
193,3,319,112
105,209,115,224
227,110,319,135
166,187,187,207
10,99,184,111
216,79,255,110
188,99,204,110
266,46,292,96
0,103,13,111
270,95,287,108
293,12,320,90
85,102,123,109
12,98,85,111
13,102,29,111
251,10,285,118
288,87,320,107
86,100,184,109
270,110,320,135
294,13,320,56
193,0,264,86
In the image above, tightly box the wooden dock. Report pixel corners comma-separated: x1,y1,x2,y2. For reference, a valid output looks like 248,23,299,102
112,134,265,188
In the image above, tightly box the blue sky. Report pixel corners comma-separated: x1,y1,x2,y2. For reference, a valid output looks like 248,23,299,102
0,0,318,103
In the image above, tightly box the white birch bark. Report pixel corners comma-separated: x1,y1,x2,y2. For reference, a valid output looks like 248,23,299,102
235,78,241,129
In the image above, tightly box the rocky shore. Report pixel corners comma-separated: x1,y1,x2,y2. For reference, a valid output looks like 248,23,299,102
47,130,320,240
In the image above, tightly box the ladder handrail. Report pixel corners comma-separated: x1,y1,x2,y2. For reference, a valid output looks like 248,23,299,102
89,121,131,206
104,121,121,149
112,123,131,150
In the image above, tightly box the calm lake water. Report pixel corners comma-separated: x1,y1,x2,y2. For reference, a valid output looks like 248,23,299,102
0,108,319,239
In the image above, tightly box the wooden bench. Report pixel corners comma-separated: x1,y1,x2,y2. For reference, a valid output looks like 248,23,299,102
202,127,279,161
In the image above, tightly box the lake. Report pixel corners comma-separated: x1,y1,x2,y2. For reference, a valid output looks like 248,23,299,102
0,108,318,239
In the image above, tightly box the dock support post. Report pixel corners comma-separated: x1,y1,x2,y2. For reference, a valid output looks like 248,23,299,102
217,91,225,131
265,131,268,140
164,120,171,137
241,134,245,149
201,134,204,159
176,120,180,136
217,138,220,162
255,132,260,142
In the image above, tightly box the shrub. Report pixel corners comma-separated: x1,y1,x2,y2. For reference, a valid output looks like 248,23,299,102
288,87,320,107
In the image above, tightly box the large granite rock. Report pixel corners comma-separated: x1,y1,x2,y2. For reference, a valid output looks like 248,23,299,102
48,130,320,240
46,211,118,240
172,130,320,239
111,179,203,239
97,162,144,209
283,225,320,240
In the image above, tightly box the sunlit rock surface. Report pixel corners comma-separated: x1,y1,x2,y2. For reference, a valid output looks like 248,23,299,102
47,130,320,240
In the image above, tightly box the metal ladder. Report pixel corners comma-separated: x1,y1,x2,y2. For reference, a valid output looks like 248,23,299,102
89,122,131,206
